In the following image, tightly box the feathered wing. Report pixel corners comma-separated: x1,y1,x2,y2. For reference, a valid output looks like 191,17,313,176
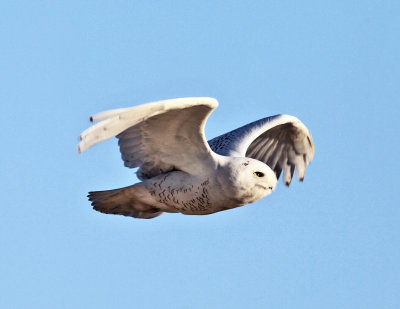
208,115,315,186
78,97,219,179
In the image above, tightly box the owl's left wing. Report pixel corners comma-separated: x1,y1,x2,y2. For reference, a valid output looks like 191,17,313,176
78,98,220,180
208,115,315,186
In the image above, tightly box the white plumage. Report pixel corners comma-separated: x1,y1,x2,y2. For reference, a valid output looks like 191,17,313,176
78,97,314,219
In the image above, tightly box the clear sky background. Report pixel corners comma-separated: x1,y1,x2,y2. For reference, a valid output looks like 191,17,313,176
1,1,399,308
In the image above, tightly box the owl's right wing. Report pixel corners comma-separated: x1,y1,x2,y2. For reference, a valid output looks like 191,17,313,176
208,115,315,186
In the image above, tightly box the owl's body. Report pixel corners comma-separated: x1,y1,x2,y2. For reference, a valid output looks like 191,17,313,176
89,157,277,218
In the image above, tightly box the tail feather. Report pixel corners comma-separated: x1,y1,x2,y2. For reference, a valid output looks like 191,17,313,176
88,186,163,219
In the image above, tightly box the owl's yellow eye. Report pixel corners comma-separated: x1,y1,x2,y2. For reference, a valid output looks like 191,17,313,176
253,171,264,177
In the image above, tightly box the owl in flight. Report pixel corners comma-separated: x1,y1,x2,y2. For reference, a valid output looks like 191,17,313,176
78,97,314,219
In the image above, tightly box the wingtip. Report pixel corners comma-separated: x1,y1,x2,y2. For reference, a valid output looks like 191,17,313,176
190,97,218,108
77,143,86,154
208,97,219,108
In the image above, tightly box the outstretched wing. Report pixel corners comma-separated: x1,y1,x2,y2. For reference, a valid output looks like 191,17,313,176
78,97,219,179
208,115,314,186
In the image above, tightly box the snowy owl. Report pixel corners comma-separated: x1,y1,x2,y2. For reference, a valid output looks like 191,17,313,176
78,97,314,219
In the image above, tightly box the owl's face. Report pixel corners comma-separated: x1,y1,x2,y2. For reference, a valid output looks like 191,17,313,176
226,157,277,205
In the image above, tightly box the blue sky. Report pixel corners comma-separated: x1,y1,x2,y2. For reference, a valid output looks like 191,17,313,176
1,1,399,308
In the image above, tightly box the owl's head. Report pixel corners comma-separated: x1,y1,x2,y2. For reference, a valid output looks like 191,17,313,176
225,157,277,204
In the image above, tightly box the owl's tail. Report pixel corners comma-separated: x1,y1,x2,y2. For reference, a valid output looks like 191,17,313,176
87,185,164,219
